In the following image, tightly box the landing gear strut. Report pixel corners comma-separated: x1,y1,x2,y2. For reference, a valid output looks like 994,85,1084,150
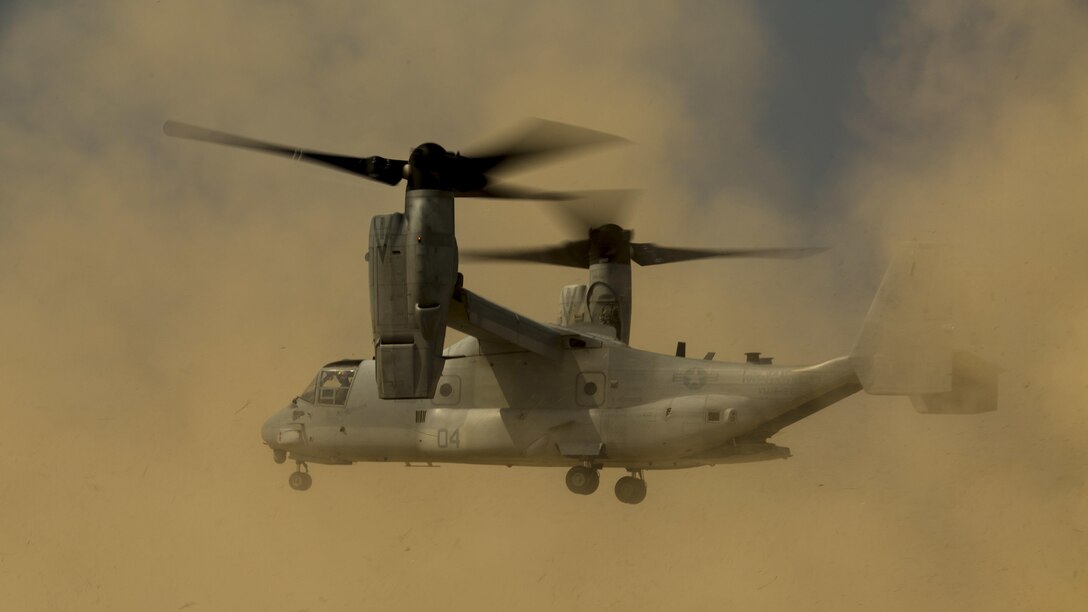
565,465,600,495
614,469,647,504
288,462,312,491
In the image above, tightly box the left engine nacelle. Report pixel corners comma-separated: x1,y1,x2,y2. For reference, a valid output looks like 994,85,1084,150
368,190,458,399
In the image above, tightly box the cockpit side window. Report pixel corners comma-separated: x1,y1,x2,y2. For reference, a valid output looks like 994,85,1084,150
299,377,317,404
317,367,356,406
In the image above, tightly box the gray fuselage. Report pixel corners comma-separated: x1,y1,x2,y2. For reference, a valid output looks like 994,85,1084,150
261,336,859,470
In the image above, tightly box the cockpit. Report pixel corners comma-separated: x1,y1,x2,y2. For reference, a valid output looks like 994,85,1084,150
297,359,361,406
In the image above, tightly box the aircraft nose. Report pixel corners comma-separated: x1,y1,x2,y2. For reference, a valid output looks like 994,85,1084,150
260,408,289,446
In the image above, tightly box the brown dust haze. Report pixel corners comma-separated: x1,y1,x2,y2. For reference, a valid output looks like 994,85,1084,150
1,1,1085,610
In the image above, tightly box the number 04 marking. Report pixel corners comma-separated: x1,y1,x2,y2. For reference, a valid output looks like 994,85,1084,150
436,428,460,449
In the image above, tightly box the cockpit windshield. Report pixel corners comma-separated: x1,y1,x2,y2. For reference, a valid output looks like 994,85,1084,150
297,362,359,406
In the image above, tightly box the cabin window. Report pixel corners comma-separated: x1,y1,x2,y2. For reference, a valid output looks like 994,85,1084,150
707,410,722,422
575,372,606,407
431,375,461,406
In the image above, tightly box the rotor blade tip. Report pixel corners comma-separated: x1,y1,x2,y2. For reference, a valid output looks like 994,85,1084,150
162,120,194,139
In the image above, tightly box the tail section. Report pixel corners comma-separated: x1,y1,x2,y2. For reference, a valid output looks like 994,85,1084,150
850,244,999,414
907,350,999,414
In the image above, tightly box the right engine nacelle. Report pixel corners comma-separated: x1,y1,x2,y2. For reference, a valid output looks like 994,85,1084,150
558,284,589,327
558,273,628,342
368,190,458,399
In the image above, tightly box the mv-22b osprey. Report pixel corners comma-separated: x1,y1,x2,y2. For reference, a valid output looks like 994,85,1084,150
165,120,999,504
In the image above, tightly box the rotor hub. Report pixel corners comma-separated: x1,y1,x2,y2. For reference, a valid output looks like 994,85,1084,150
588,223,632,264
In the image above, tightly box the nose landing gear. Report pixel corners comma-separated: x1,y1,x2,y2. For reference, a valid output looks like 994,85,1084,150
288,462,312,491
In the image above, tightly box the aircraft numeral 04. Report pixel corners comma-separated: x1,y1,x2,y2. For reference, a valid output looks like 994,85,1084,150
436,428,460,449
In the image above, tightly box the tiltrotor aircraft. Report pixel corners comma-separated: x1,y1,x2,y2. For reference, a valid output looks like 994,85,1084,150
165,120,998,504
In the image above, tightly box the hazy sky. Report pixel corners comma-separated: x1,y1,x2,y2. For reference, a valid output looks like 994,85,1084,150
1,1,1085,610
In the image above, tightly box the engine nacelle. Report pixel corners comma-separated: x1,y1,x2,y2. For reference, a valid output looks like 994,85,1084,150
558,284,588,327
558,265,629,342
368,190,457,398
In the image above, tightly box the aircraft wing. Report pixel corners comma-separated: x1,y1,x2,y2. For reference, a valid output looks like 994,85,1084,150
447,287,566,359
448,287,619,359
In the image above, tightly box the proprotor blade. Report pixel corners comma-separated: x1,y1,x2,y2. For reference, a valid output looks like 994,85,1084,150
630,244,827,266
460,241,592,268
456,183,577,201
550,190,638,236
462,118,629,176
163,121,406,186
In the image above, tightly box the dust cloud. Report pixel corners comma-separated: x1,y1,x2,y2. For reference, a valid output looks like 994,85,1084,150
0,1,1084,610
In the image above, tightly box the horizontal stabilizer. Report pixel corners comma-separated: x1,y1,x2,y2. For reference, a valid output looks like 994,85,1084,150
910,351,999,414
851,244,999,414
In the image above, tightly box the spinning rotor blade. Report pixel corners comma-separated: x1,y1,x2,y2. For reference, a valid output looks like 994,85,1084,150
550,189,638,236
457,183,577,201
463,118,629,176
163,121,406,185
630,244,826,266
165,119,620,199
461,241,592,269
466,241,825,269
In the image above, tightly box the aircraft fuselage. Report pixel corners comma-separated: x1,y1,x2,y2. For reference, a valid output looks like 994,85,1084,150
261,336,859,471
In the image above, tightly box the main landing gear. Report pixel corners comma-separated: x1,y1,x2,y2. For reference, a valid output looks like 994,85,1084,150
288,462,312,491
564,465,648,504
565,465,600,495
614,470,647,505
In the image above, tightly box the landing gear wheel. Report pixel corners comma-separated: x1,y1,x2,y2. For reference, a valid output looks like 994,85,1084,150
288,471,312,491
615,475,647,504
565,466,600,495
272,449,287,464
